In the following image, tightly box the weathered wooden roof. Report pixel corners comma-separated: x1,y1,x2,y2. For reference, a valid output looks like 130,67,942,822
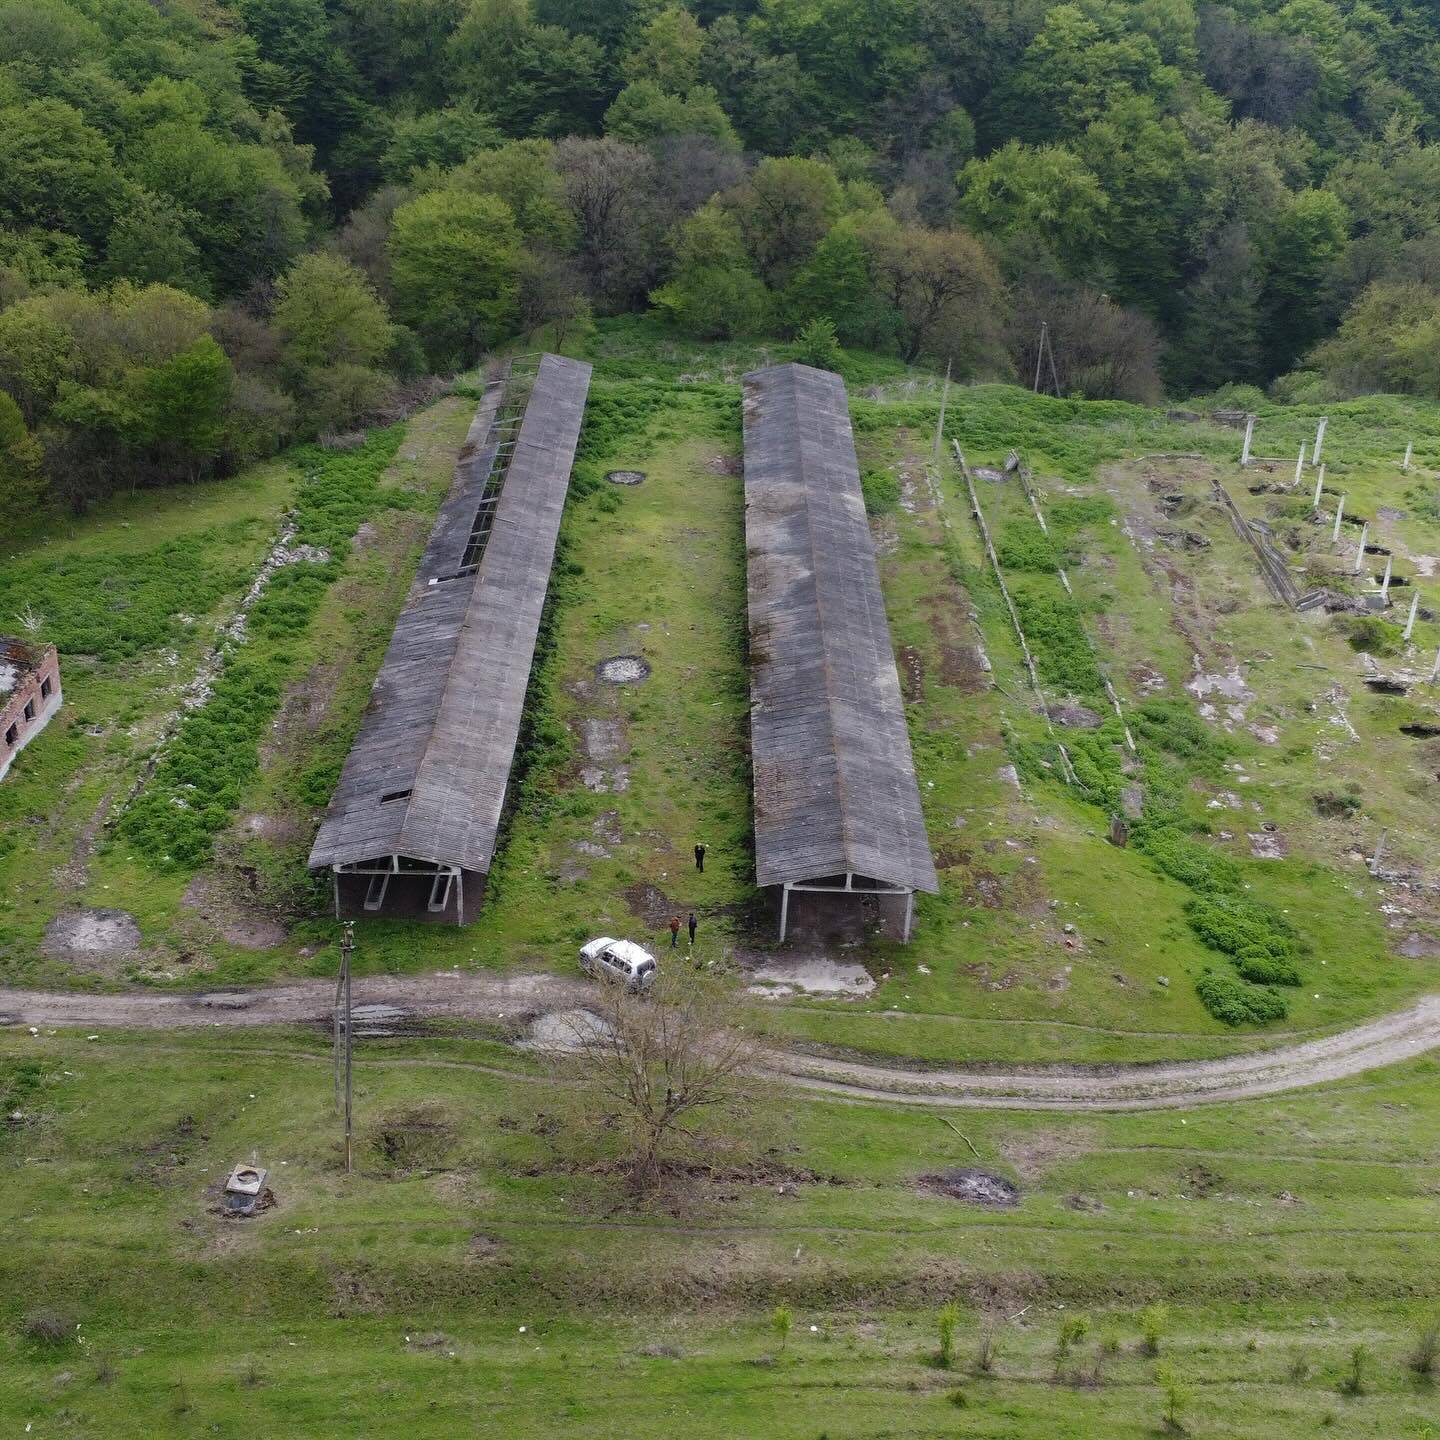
742,363,938,894
308,353,592,874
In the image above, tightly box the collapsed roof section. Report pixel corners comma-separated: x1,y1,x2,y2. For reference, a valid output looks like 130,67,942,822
307,353,592,920
742,362,939,914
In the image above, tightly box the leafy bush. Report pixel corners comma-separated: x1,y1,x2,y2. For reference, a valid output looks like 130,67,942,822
1196,969,1289,1026
1134,827,1241,894
861,467,900,515
794,315,841,370
1232,948,1302,986
1185,893,1298,966
1010,581,1104,697
1339,615,1401,656
995,517,1060,572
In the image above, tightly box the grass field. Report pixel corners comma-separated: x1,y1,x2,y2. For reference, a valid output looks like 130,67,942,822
5,325,1440,1435
3,1027,1440,1436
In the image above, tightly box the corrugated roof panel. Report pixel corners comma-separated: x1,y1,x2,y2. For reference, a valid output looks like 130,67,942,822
308,353,592,874
742,363,939,894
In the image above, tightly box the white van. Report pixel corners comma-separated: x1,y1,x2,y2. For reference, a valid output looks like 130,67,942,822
579,937,657,992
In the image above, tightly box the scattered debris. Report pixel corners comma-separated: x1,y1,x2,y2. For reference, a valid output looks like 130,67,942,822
917,1168,1020,1208
596,656,650,684
605,470,646,485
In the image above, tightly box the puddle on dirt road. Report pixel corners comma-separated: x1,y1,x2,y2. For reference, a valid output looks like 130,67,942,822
520,1008,613,1052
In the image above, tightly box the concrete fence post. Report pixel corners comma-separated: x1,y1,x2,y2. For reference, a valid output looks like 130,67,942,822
1294,443,1307,486
1404,441,1414,472
1404,589,1420,641
1353,522,1368,575
1313,416,1328,465
1381,554,1392,604
1241,415,1255,465
1331,493,1346,543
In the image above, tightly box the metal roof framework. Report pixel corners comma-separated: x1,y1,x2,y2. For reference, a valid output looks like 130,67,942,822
307,352,592,921
742,362,938,941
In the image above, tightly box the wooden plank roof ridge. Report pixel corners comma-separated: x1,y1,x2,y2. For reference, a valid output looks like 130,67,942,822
308,353,592,874
742,362,939,894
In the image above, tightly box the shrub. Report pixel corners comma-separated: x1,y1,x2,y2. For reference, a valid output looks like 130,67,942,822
1408,1323,1438,1377
996,517,1060,572
1196,969,1289,1026
973,1327,999,1375
937,1301,961,1369
1340,615,1401,656
860,467,900,515
1140,1304,1169,1358
1232,948,1302,986
1339,1342,1369,1396
22,1308,74,1344
794,315,841,370
1137,828,1242,894
771,1304,792,1353
1313,789,1361,818
1184,894,1297,967
1057,1315,1091,1357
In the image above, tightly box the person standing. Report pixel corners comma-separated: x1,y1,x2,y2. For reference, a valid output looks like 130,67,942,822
687,912,697,946
694,842,706,873
669,915,680,948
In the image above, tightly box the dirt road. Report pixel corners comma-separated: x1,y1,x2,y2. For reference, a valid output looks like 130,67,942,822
3,979,1437,1112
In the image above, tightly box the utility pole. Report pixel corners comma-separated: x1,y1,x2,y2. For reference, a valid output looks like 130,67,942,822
932,358,951,458
335,922,355,1173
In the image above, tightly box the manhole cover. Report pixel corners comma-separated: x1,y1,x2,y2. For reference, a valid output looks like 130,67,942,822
597,655,650,684
606,470,646,485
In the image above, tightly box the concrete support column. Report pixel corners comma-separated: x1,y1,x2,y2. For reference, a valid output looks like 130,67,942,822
1353,522,1368,576
1312,467,1325,510
1381,554,1393,604
902,890,915,944
778,883,791,943
1241,415,1255,465
1294,443,1307,486
1404,590,1420,642
1332,494,1346,543
1313,416,1328,465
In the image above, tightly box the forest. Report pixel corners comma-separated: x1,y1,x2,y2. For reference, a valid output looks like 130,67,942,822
7,0,1440,516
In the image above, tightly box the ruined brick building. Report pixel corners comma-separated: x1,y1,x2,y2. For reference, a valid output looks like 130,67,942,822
0,638,62,782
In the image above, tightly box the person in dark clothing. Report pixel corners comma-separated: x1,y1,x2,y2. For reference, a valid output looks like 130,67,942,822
687,912,697,945
669,915,680,947
694,842,706,872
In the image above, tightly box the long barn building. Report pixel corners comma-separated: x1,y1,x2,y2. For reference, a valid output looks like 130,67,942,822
742,362,938,942
308,353,591,923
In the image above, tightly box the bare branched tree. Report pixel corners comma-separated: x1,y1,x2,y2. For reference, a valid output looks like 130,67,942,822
551,972,758,1196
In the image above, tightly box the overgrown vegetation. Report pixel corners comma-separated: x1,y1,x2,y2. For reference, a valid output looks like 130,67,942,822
115,428,406,868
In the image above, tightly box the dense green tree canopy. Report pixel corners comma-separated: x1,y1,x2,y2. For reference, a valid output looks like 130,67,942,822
11,0,1440,515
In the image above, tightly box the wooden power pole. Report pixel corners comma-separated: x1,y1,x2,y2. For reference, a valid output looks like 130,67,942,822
335,922,355,1173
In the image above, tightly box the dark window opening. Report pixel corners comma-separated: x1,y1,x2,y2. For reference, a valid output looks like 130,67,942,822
40,676,52,698
380,789,412,804
4,724,15,746
22,699,35,720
